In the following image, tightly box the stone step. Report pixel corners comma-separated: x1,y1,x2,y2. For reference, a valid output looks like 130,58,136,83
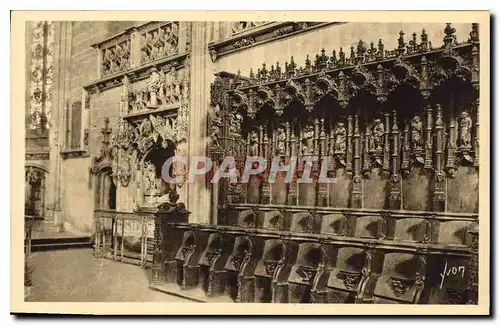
149,283,234,303
28,235,93,251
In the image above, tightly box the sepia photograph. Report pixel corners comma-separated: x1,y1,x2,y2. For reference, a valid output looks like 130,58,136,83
11,10,490,315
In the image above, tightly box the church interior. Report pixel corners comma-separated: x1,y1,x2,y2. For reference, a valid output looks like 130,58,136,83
24,20,479,304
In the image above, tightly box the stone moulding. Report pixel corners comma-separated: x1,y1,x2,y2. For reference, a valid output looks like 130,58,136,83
25,152,50,161
124,103,180,121
84,52,190,94
60,149,89,159
208,22,344,63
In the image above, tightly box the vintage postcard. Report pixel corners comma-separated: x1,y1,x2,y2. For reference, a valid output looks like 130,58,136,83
11,10,490,315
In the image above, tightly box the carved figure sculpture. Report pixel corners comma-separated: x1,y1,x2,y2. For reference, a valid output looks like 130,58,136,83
249,131,259,156
146,68,163,106
302,125,315,155
144,161,160,192
276,126,286,155
459,111,472,148
228,113,243,137
134,90,148,111
411,116,423,150
140,118,153,137
370,119,385,151
334,122,347,153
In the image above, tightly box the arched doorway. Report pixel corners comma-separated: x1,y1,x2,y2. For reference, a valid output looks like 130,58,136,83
96,167,117,210
25,166,47,217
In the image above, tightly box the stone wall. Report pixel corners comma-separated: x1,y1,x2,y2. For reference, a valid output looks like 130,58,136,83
55,21,137,233
214,22,471,75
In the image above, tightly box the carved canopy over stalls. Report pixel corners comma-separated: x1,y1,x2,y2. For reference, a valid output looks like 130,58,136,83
209,23,480,213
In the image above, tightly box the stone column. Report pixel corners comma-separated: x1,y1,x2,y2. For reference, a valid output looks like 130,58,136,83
186,22,212,224
45,21,72,227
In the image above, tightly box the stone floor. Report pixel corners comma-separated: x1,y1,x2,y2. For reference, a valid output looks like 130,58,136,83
26,248,189,302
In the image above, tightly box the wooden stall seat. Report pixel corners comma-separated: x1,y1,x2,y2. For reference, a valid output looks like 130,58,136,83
237,209,257,228
287,242,323,303
173,230,205,289
290,212,317,234
159,209,471,304
366,252,426,304
325,246,367,303
355,215,384,239
392,217,428,242
254,239,284,302
198,233,233,297
320,213,349,236
224,235,262,302
262,210,284,230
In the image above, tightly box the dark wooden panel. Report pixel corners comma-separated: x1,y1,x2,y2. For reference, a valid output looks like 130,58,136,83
328,168,350,208
447,166,479,213
402,167,431,211
364,168,388,209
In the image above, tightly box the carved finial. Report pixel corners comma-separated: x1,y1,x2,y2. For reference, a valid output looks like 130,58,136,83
443,23,456,47
398,31,405,44
285,57,296,78
420,29,428,51
249,68,255,79
276,61,281,77
469,23,479,43
289,56,296,74
377,39,384,59
270,64,275,79
330,50,337,67
350,46,355,59
367,41,376,59
339,47,345,66
316,48,328,70
305,54,312,70
356,40,366,58
397,31,405,55
261,63,268,80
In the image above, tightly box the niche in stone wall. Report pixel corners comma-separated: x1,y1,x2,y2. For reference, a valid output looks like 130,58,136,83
141,138,176,207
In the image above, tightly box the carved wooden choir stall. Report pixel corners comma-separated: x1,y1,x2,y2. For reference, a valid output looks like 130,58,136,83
120,23,481,304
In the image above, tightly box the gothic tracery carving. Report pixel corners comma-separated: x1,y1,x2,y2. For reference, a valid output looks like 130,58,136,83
101,37,131,77
140,22,179,64
29,21,54,130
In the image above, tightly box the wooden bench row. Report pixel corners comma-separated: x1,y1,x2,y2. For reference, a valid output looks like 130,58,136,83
153,221,478,304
